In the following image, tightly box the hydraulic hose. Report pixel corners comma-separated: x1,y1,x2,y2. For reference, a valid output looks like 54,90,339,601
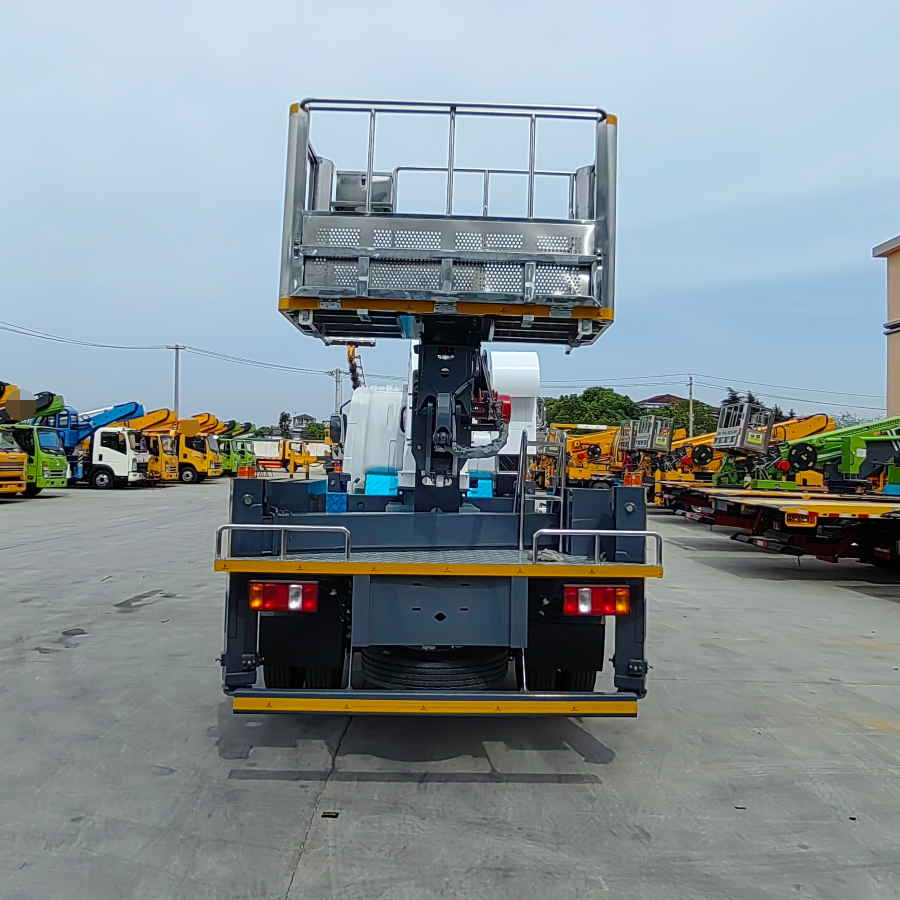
451,419,509,459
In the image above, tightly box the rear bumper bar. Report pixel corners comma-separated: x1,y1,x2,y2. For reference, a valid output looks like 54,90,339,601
230,689,638,717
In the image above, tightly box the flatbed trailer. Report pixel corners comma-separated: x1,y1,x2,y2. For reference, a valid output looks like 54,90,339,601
671,485,900,564
219,99,662,717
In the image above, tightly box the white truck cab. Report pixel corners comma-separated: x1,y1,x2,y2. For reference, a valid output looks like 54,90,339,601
79,427,151,489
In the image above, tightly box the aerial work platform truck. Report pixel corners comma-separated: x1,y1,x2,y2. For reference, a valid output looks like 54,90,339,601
217,100,663,716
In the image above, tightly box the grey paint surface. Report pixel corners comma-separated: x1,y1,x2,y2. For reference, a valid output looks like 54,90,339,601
2,482,900,899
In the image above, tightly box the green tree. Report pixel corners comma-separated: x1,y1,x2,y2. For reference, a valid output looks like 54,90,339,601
543,386,643,427
278,411,291,439
302,421,326,440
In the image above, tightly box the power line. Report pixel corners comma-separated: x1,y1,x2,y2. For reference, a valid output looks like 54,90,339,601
1,318,886,403
544,371,884,400
692,381,885,412
688,371,885,400
0,319,167,351
182,346,406,381
0,318,406,382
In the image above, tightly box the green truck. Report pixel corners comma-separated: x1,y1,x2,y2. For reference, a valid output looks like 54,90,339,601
0,423,70,496
0,392,69,496
219,424,257,475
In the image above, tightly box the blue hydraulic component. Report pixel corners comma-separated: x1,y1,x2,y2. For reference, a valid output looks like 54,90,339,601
326,493,349,513
364,473,398,496
467,476,494,498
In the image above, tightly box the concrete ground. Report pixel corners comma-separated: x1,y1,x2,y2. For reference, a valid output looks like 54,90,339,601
2,479,900,899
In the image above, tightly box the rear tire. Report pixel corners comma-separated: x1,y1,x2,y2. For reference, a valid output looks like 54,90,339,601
305,666,343,689
558,669,597,692
526,667,558,690
90,469,114,490
264,665,305,689
179,465,198,484
22,484,42,497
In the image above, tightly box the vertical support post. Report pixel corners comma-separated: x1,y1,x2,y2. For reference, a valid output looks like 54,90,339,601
482,170,490,217
517,428,528,552
167,345,185,417
594,113,618,313
333,370,343,413
446,106,457,216
282,104,310,298
365,109,376,214
688,375,694,438
527,114,537,218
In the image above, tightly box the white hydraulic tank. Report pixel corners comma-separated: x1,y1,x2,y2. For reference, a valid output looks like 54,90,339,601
468,351,541,476
346,350,540,492
342,384,407,493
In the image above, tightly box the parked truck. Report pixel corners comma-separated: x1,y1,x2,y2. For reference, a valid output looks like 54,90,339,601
162,415,224,484
72,427,151,489
218,423,257,476
34,403,145,483
0,388,68,495
0,424,69,496
0,428,28,496
217,99,661,717
118,409,180,482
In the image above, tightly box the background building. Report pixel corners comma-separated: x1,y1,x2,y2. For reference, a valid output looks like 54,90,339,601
874,234,900,416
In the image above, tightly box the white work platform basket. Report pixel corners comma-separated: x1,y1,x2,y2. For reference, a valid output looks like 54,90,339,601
279,100,617,348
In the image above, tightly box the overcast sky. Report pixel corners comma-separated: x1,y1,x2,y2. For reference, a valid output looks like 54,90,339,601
2,1,899,424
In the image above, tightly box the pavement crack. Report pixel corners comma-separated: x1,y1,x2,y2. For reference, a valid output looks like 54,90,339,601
282,717,352,900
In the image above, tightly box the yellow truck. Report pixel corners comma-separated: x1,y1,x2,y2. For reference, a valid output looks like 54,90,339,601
119,409,180,483
0,384,27,494
0,428,28,496
170,414,224,484
251,438,317,477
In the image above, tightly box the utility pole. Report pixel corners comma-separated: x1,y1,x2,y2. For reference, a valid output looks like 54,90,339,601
167,345,185,417
688,374,694,438
328,369,348,413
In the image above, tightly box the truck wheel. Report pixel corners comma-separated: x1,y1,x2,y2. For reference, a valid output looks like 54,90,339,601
559,670,597,692
179,465,198,484
90,469,114,490
526,668,558,690
305,666,342,689
264,665,305,689
22,484,42,497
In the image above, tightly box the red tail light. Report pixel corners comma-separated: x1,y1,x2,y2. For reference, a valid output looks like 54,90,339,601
563,585,630,616
249,581,318,612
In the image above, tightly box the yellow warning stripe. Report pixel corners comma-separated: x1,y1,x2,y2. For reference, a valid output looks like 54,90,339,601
233,696,638,716
279,297,613,321
214,559,662,578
